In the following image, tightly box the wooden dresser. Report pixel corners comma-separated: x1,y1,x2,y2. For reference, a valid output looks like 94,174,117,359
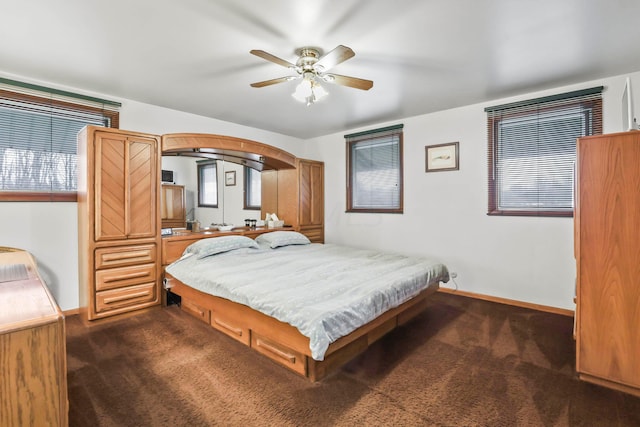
0,249,68,426
575,130,640,397
77,126,162,321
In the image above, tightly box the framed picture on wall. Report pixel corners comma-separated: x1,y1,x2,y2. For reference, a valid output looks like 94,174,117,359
225,170,236,186
425,142,459,172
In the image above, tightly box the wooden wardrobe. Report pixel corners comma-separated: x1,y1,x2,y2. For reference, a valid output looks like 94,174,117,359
575,130,640,397
77,126,162,321
261,158,324,242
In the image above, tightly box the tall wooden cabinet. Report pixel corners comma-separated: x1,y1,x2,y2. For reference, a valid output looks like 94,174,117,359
161,184,186,228
261,159,324,242
575,130,640,397
78,126,162,320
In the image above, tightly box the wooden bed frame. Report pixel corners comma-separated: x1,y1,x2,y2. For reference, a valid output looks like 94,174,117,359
162,231,441,381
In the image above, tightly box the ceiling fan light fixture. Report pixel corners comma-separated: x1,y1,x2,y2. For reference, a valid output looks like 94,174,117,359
292,79,327,106
312,82,328,100
292,79,312,100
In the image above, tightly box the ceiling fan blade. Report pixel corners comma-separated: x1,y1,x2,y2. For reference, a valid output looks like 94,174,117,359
325,74,373,91
250,50,296,69
315,45,355,71
250,76,297,88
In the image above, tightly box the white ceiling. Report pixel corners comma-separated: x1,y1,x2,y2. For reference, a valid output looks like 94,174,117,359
2,0,640,139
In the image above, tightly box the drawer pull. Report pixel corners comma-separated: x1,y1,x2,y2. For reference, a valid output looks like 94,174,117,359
213,318,243,336
256,338,296,364
103,290,150,304
102,271,150,283
102,250,150,261
187,305,205,317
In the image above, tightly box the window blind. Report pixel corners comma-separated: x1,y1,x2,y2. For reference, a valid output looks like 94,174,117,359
244,166,261,209
197,161,218,207
346,124,403,213
486,87,602,216
0,78,120,201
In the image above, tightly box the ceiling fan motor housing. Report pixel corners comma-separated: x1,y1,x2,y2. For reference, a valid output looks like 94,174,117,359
296,48,322,73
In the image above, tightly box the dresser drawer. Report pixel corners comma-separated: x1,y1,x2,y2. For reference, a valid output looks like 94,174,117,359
95,244,156,269
95,282,157,313
251,332,307,376
182,298,211,324
95,263,156,291
211,310,250,345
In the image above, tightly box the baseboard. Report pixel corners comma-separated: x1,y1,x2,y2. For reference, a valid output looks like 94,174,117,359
63,308,80,317
63,290,573,318
437,287,574,317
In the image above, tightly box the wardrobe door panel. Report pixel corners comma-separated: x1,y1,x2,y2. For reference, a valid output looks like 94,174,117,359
95,133,127,241
128,138,157,239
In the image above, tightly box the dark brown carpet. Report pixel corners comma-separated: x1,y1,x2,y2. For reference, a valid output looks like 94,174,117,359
65,292,640,426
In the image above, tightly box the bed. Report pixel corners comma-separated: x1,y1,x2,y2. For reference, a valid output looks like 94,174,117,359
164,231,449,381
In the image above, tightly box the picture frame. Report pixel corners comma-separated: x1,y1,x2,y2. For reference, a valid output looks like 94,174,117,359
225,170,236,186
425,142,459,172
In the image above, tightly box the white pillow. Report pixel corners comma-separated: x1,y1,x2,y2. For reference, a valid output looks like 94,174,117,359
184,235,259,259
255,231,311,249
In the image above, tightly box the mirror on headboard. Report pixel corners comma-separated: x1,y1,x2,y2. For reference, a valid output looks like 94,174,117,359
160,133,296,229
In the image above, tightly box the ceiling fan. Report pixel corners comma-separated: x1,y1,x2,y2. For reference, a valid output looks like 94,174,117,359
249,45,373,105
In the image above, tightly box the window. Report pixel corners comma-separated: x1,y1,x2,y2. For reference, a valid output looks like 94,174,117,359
486,87,602,217
346,124,403,213
197,161,218,207
244,166,261,210
0,78,120,201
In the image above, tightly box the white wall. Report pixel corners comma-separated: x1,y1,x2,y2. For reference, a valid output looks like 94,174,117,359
0,75,304,311
302,71,640,311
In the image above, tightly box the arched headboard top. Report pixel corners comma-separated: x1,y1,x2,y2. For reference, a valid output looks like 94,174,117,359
162,133,297,170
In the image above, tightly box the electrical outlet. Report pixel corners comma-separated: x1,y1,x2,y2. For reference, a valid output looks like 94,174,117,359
450,272,458,279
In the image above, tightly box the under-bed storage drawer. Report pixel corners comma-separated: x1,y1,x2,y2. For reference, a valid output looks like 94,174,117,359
95,263,156,291
95,282,157,314
182,298,211,324
210,310,250,345
251,332,307,376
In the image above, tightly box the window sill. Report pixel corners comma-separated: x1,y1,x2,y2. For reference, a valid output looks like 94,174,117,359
0,192,77,202
346,208,404,214
487,209,573,218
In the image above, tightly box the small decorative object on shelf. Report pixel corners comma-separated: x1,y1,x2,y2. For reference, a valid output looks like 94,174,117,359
265,213,283,228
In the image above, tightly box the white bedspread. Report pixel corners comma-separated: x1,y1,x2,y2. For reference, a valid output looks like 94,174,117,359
165,243,449,360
